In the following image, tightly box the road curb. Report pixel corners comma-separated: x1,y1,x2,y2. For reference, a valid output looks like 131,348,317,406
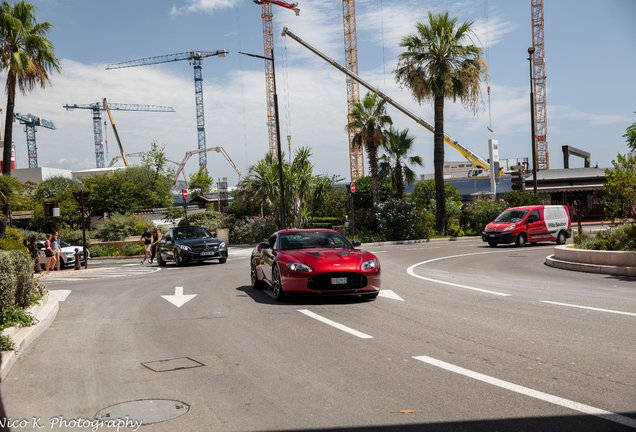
0,292,60,382
361,236,481,247
35,267,111,280
545,254,636,277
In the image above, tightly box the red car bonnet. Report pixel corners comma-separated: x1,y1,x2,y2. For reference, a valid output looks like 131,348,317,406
281,248,366,271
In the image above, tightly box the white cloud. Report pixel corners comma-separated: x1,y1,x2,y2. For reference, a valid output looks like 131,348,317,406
170,0,242,15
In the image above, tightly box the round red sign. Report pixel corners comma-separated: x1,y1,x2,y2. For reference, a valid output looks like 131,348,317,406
350,183,356,193
183,189,189,199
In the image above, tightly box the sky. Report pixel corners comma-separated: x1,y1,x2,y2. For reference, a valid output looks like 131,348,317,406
1,0,635,188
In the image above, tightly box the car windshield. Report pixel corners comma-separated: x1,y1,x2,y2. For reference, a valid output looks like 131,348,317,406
60,241,70,248
494,209,529,223
174,228,214,240
279,232,352,250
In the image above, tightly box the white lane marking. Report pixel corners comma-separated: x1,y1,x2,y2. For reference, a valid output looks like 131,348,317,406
161,286,197,307
378,290,404,301
122,264,140,267
45,278,88,282
407,251,511,297
413,355,636,429
50,290,71,301
541,301,636,317
298,310,373,339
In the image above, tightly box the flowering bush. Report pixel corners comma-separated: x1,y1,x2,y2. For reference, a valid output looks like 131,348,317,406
574,223,636,251
462,198,510,235
374,200,417,241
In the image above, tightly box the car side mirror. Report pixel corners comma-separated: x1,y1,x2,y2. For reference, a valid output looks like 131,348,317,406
212,233,218,238
258,241,271,249
352,240,361,247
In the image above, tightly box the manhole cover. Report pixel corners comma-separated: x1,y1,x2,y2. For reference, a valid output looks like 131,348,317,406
95,399,189,425
142,357,204,372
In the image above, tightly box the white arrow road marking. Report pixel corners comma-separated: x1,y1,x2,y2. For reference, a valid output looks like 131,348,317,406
298,310,373,339
161,286,197,308
50,290,71,301
407,250,511,297
541,301,636,317
413,355,636,429
378,290,404,301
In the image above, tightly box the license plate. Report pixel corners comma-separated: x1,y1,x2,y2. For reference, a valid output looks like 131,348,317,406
490,234,495,237
201,251,216,256
331,277,347,285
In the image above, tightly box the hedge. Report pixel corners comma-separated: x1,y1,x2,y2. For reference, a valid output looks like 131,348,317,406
0,250,39,310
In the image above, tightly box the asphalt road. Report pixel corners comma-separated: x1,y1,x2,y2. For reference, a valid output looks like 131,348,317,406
2,238,635,432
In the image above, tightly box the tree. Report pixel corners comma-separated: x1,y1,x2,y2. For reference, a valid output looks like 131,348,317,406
0,174,23,238
411,179,462,212
603,154,636,222
188,167,214,199
379,127,424,199
347,92,393,204
351,176,397,210
0,1,61,236
395,11,486,234
624,112,636,151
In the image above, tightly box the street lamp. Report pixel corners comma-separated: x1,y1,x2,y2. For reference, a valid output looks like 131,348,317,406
239,50,286,229
528,46,538,195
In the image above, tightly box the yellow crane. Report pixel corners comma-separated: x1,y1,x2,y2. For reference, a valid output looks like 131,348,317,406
103,98,128,167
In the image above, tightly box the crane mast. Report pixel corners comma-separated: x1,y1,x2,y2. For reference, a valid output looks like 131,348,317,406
342,0,364,180
14,113,56,168
531,0,549,169
261,2,277,157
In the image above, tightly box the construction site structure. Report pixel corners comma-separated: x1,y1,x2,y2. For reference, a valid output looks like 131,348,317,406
106,50,228,170
531,0,549,169
281,28,501,177
63,101,175,169
342,0,364,181
254,0,299,158
14,112,56,168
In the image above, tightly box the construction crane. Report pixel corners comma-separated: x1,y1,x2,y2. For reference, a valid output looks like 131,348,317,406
14,112,56,168
254,0,299,157
173,147,241,187
281,28,501,176
102,98,129,167
63,101,175,168
531,0,549,169
342,0,364,181
105,50,228,170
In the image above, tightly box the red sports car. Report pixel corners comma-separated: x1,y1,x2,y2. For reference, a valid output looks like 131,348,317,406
250,229,381,301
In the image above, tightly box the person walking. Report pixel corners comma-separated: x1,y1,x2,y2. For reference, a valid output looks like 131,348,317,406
44,234,57,273
150,227,162,264
27,235,41,274
140,227,152,264
51,231,62,271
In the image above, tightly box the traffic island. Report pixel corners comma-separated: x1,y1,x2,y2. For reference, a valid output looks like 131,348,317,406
546,245,636,277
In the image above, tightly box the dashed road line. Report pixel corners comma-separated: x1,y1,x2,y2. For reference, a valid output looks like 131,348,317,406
413,355,636,429
298,310,373,339
541,301,636,317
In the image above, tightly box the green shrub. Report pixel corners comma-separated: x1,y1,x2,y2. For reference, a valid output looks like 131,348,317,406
63,230,91,248
414,209,435,240
121,242,144,256
88,245,103,257
100,245,122,256
573,223,636,251
374,200,416,241
499,191,541,208
228,215,277,244
179,210,228,233
0,227,29,255
96,213,132,241
15,228,45,242
0,250,39,309
462,198,510,235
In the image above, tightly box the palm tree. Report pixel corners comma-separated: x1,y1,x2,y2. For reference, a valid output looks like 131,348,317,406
347,92,392,204
0,0,61,236
379,127,424,200
395,11,486,234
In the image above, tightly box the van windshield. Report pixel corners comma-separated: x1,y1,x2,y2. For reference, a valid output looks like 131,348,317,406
494,209,528,223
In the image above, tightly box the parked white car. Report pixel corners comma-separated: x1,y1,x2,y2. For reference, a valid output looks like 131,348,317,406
37,240,91,269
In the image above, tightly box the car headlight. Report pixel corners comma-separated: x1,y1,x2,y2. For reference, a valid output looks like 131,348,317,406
287,262,312,272
503,224,516,232
361,259,378,270
179,245,191,251
219,242,226,249
65,252,74,256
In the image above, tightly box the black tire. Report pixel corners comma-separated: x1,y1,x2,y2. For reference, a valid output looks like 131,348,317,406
556,230,567,245
488,242,497,247
271,265,285,302
218,258,227,264
515,233,527,248
175,251,182,267
251,259,263,289
59,259,66,270
157,251,166,267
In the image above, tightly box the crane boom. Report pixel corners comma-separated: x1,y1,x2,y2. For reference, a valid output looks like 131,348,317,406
103,99,128,167
14,113,56,168
105,51,227,70
281,28,493,172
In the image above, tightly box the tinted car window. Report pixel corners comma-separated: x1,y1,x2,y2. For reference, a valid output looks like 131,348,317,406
174,228,214,240
495,209,529,223
279,232,353,250
527,210,540,223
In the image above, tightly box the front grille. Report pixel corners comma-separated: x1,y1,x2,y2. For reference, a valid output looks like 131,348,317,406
307,272,367,291
190,244,219,253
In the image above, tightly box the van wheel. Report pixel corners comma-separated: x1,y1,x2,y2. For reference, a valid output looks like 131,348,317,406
556,230,567,245
515,233,527,248
488,242,497,247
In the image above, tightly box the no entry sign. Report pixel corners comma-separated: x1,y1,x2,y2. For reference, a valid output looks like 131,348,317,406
183,189,189,199
350,183,356,193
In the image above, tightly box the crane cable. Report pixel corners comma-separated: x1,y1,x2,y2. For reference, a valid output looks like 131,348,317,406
236,3,250,171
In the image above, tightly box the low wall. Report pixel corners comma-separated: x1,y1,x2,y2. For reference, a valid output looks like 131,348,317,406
546,245,636,277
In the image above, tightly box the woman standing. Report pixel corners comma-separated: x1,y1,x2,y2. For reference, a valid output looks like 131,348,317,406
44,234,57,273
150,227,162,264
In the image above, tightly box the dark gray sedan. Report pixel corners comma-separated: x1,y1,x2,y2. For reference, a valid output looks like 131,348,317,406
156,226,227,266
